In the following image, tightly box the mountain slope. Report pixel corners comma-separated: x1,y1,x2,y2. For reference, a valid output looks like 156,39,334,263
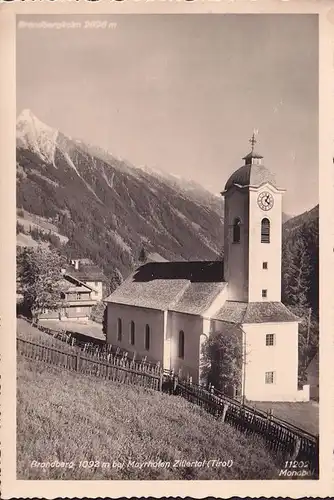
16,110,225,278
283,205,318,235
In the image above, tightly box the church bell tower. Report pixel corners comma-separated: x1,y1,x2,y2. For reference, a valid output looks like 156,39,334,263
221,134,286,303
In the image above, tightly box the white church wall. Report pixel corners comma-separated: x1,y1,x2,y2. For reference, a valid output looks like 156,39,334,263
106,303,165,364
224,188,249,301
167,311,203,383
248,185,282,302
242,321,301,402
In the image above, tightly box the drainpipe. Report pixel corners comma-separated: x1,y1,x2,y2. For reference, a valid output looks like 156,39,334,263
163,310,171,371
239,323,247,406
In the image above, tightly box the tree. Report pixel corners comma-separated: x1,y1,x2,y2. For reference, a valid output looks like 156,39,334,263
102,306,108,338
90,300,106,324
107,266,123,294
16,221,25,235
138,246,147,264
201,324,243,396
282,232,311,308
17,247,66,324
286,304,319,386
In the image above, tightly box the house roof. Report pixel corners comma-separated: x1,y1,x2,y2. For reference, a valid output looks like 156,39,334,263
211,321,244,338
105,261,226,314
213,301,300,324
63,274,94,291
65,263,106,282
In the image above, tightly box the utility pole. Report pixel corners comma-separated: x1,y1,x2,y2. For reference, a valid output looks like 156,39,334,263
239,322,246,406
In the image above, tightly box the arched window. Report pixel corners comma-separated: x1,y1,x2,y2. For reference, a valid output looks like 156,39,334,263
178,330,185,359
233,218,241,243
117,318,122,342
145,324,150,351
129,320,135,345
261,218,270,243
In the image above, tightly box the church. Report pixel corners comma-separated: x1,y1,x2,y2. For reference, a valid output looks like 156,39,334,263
105,136,310,402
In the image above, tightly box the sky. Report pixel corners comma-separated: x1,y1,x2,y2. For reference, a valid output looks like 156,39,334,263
16,14,318,216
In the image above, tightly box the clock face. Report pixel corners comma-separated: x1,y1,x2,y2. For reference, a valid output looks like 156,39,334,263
257,191,274,211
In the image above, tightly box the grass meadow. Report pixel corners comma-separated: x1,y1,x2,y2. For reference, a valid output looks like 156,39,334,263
251,401,319,436
17,318,80,353
17,356,282,480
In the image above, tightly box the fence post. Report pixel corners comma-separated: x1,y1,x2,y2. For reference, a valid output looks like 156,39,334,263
173,375,178,393
222,402,229,422
75,351,81,371
159,370,163,392
291,436,302,460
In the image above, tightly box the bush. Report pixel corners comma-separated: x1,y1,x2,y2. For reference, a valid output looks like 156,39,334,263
90,301,106,324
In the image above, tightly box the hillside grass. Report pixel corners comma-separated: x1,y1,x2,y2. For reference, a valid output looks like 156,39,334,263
39,318,105,341
17,318,80,353
17,356,283,480
251,401,318,436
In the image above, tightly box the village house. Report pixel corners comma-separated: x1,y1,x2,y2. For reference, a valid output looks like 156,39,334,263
39,259,106,321
105,137,310,402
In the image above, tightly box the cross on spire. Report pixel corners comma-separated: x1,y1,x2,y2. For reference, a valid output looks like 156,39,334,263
249,131,257,153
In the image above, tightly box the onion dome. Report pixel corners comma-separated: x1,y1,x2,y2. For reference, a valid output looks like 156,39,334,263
223,133,277,192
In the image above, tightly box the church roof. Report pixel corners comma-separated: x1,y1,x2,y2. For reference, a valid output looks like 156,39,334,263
105,261,226,314
224,163,278,192
213,301,300,324
170,281,227,315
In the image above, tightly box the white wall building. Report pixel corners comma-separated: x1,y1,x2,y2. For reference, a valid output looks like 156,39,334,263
105,138,309,402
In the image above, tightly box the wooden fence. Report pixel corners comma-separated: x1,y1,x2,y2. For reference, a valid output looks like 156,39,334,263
29,321,161,370
17,338,162,391
171,377,319,476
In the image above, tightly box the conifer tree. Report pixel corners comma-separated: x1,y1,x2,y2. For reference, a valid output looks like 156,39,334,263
107,266,123,294
282,230,310,308
138,246,147,264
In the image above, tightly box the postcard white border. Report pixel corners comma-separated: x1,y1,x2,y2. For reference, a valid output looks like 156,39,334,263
1,1,333,498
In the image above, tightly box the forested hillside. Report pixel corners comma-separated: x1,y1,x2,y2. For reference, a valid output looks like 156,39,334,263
282,204,319,316
281,205,319,383
16,111,224,281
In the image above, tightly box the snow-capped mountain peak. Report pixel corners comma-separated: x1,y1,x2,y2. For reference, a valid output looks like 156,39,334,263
16,109,59,165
